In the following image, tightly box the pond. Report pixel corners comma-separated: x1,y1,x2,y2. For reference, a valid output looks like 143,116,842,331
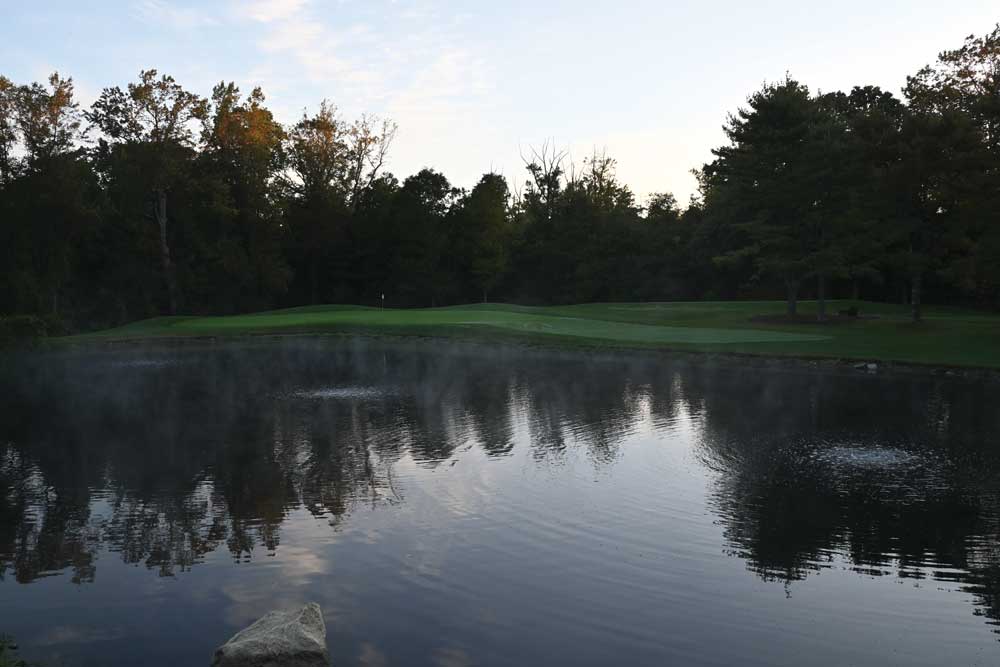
1,338,999,666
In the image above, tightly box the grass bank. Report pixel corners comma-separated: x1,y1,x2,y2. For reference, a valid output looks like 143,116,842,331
71,300,1000,369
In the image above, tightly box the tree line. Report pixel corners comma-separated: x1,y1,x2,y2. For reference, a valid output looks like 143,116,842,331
1,25,998,332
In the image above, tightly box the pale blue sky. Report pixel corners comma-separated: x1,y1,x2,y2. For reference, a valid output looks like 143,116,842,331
3,1,998,203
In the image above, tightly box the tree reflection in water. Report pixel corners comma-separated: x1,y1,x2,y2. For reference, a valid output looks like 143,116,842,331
688,367,1000,631
1,340,999,635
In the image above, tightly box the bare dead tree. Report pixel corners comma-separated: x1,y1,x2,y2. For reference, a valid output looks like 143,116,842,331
344,114,397,212
509,176,524,211
519,139,567,221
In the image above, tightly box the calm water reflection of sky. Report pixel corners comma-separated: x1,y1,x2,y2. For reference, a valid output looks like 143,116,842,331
2,339,999,666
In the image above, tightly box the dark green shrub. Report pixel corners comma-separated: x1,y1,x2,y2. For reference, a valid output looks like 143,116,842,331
0,636,32,667
0,315,49,348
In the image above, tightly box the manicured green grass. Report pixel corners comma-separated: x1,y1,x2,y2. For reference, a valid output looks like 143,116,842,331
72,300,1000,368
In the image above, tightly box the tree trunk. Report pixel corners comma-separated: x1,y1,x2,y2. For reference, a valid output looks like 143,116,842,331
911,272,923,323
785,278,799,316
817,273,827,322
851,278,859,301
483,289,488,304
155,189,179,316
310,254,319,306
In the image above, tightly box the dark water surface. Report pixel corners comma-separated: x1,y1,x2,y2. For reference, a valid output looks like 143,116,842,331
2,339,1000,666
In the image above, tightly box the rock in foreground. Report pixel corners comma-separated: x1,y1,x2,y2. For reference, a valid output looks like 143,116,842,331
212,602,329,667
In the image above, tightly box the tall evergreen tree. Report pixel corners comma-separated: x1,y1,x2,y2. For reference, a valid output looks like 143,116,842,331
906,25,1000,310
703,78,827,315
449,173,511,303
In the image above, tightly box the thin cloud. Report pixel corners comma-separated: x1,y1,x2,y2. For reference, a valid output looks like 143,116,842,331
133,0,217,29
259,18,324,52
241,0,310,23
238,2,499,190
388,48,491,117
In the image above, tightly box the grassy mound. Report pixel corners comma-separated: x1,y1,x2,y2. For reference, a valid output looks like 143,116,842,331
73,300,1000,368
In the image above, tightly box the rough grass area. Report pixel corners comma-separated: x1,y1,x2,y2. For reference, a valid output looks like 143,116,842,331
73,300,1000,368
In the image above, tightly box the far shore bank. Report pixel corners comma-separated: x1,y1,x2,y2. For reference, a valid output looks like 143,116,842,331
31,302,1000,379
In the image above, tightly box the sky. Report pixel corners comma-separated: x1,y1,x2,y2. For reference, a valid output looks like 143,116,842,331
3,1,998,204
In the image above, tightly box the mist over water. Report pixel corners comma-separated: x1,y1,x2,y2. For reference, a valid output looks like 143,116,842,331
2,339,1000,666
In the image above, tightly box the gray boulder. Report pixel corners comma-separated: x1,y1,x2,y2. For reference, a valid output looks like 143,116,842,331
212,602,329,667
